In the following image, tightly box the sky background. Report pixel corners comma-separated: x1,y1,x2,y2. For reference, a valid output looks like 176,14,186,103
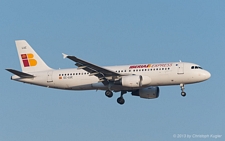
0,0,224,141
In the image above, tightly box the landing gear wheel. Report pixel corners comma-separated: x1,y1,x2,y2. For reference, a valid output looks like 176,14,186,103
105,90,113,98
180,83,186,97
117,97,125,105
181,92,186,97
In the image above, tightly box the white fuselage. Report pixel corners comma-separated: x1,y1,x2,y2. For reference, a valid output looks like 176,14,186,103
12,62,211,91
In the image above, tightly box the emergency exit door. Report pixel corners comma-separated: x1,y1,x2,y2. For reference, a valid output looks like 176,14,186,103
177,63,184,74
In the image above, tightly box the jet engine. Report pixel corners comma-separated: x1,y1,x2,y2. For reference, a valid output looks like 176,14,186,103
132,86,159,99
115,75,151,87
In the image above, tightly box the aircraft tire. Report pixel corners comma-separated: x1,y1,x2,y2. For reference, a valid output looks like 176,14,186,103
105,90,113,98
181,92,186,97
117,97,125,105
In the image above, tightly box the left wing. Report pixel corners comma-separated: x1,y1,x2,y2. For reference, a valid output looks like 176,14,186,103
63,53,121,85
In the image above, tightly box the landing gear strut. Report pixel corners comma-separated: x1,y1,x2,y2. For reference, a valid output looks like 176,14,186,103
180,83,186,97
117,91,127,105
105,90,113,98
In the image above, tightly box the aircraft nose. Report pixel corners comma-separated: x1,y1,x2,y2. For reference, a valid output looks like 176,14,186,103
203,70,211,80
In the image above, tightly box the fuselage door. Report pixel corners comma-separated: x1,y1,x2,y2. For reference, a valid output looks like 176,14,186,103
47,71,53,82
177,63,184,74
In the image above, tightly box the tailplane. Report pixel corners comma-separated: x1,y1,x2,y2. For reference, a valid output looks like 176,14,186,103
6,69,34,78
15,40,52,72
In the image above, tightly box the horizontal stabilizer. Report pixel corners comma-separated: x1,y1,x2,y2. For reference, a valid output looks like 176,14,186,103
6,69,34,78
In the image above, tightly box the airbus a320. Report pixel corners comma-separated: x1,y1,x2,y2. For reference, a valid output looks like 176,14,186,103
6,40,211,105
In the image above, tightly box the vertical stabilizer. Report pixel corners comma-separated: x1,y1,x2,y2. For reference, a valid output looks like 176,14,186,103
15,40,52,72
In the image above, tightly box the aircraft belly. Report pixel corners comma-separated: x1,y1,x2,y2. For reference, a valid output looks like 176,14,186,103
70,79,94,90
149,73,171,86
66,77,98,90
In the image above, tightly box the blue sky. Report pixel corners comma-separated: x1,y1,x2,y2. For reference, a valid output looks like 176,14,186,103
1,1,224,140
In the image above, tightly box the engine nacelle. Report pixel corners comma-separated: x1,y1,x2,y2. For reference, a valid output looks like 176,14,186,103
132,86,160,99
115,75,151,87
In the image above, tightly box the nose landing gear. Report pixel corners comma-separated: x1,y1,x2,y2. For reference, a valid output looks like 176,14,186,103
180,83,186,97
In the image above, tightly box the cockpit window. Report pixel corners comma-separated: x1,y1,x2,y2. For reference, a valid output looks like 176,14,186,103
191,66,203,69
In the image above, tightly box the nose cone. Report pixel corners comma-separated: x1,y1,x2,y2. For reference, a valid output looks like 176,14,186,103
203,70,211,80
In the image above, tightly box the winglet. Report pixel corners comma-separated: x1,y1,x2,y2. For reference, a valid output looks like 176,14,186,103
62,53,68,59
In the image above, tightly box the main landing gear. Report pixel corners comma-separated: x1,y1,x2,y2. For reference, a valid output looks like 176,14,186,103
117,91,127,105
105,90,127,105
105,90,113,98
180,83,186,97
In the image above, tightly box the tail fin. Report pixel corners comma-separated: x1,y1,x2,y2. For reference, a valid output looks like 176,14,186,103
15,40,52,72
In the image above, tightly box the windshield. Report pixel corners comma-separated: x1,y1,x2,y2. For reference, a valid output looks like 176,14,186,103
191,66,203,69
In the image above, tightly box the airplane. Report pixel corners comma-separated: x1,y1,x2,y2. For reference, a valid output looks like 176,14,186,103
6,40,211,105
